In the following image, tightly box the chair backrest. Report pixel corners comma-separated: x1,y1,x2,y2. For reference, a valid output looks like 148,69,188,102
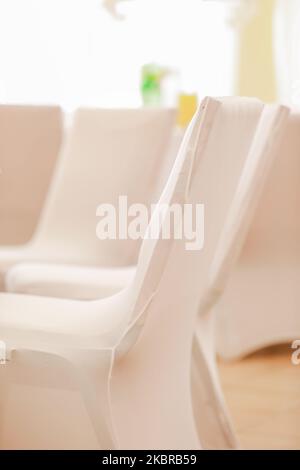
110,98,288,449
237,110,300,262
208,105,289,299
129,97,265,322
0,105,63,244
33,108,176,266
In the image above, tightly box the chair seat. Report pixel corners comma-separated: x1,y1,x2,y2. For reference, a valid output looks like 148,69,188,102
6,263,136,300
0,285,132,350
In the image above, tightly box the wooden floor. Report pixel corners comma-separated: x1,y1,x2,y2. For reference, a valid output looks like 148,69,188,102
218,345,300,450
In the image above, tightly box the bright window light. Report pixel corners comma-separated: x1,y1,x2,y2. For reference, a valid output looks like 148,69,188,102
274,0,300,106
0,0,237,110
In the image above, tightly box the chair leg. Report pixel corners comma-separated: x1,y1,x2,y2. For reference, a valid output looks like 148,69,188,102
192,312,239,450
58,348,117,450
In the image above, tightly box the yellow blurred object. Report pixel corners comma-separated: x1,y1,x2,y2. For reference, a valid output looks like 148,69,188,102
176,93,198,127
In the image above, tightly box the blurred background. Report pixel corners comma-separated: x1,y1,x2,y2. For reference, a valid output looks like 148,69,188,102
0,0,300,450
2,0,299,246
0,0,298,109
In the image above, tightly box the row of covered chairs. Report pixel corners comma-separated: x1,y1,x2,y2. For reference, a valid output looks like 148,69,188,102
1,104,299,360
0,99,296,448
